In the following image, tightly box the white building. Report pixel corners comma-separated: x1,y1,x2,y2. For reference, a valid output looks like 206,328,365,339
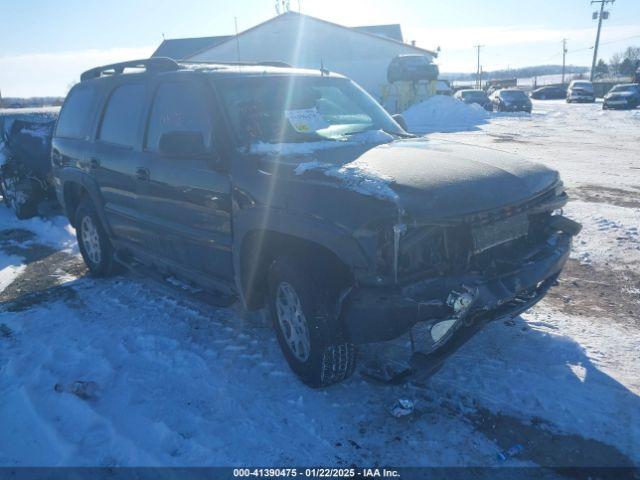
154,12,437,100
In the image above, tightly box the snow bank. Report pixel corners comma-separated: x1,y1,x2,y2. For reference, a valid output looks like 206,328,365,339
403,95,489,134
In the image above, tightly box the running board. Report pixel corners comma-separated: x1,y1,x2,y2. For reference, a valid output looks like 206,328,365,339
113,251,236,308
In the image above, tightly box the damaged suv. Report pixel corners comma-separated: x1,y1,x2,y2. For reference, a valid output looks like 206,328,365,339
52,58,580,387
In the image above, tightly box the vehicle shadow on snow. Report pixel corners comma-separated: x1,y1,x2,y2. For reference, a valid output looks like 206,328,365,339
418,312,639,471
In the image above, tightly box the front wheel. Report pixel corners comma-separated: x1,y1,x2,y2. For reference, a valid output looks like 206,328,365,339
267,256,356,387
75,197,116,276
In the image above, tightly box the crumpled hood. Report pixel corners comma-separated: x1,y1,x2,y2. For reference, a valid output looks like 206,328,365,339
295,138,559,221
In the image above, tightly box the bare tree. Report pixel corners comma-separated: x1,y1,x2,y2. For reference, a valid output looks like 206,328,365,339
609,52,622,76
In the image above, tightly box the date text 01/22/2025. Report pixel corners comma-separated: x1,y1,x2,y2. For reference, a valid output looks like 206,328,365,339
232,468,401,477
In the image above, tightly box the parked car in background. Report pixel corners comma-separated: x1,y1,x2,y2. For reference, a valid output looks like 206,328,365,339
53,58,579,388
454,89,493,111
0,108,59,219
529,86,566,100
566,80,595,103
602,83,640,110
490,89,532,113
435,79,453,96
387,54,439,83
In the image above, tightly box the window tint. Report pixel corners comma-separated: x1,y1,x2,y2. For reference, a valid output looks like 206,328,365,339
146,81,213,152
99,83,146,147
56,86,97,139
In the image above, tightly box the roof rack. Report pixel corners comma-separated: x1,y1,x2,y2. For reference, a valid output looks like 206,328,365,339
180,60,292,68
80,57,179,81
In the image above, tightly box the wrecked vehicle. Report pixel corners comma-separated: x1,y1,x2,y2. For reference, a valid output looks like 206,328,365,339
52,58,581,387
0,109,59,219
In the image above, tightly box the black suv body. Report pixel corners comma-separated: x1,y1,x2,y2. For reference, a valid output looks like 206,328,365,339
603,83,640,110
53,59,580,387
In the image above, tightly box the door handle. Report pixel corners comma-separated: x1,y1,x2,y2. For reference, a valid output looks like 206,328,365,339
89,158,100,169
135,167,150,181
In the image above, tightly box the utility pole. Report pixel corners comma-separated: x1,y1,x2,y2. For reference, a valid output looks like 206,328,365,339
234,17,241,64
562,38,568,85
474,45,483,89
590,0,615,81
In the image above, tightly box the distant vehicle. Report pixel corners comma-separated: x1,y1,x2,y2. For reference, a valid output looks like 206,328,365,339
603,83,640,110
0,111,59,219
490,89,532,113
435,79,453,96
52,58,579,387
566,80,595,103
387,54,439,83
454,89,493,111
529,86,566,100
486,78,518,96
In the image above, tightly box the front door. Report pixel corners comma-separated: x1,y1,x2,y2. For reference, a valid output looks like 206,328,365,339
135,77,234,282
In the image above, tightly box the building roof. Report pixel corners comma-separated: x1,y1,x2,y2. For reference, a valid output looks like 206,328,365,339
351,24,403,42
154,12,435,62
152,35,233,60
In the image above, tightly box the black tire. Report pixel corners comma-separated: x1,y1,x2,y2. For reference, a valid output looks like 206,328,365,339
1,178,38,220
267,256,355,387
75,197,116,276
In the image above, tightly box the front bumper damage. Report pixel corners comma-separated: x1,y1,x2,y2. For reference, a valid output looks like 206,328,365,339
342,232,572,345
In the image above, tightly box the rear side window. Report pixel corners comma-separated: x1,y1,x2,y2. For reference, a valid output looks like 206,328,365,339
56,85,97,139
99,83,146,147
146,81,213,152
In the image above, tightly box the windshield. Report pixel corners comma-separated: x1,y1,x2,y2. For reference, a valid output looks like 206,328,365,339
461,90,488,100
400,55,430,65
500,90,528,100
611,85,638,93
215,76,404,144
572,82,593,91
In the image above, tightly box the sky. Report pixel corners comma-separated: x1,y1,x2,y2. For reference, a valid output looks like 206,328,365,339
1,0,639,97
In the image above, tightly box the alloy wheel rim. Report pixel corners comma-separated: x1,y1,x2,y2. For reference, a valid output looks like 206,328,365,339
81,216,101,265
275,282,311,362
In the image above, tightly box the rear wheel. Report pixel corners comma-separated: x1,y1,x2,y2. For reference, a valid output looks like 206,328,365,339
267,256,355,387
75,197,116,276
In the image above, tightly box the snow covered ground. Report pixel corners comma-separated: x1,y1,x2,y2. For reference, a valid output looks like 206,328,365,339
0,100,639,472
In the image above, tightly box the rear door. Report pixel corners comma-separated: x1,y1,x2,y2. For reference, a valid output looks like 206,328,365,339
135,75,234,282
91,79,148,245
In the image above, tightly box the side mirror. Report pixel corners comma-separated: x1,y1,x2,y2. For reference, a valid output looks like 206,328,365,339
159,131,206,157
392,114,408,132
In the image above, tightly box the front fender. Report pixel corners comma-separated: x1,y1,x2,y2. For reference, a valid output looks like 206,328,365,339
232,205,373,304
